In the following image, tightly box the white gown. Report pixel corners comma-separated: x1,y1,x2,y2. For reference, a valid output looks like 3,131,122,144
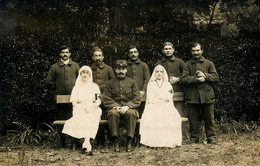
140,67,182,147
62,66,102,151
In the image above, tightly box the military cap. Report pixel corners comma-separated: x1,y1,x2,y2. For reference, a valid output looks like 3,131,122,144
116,60,127,68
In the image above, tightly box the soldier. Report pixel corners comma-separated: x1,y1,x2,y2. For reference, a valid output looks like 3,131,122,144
182,42,219,144
126,46,150,118
102,60,141,152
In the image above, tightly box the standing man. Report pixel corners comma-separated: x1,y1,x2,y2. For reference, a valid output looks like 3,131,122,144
156,42,187,138
102,60,141,152
126,46,150,117
46,45,80,120
182,42,219,144
90,47,115,93
46,45,80,146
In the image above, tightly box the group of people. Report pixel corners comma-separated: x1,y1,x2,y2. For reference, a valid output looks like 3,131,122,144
45,42,219,155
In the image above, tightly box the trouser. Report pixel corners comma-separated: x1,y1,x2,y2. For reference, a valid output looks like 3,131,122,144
188,103,216,141
107,108,139,138
55,103,72,120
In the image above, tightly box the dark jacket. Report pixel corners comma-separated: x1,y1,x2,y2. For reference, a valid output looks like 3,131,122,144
46,59,80,95
126,58,150,91
156,55,187,92
102,77,141,109
91,62,115,92
182,56,219,104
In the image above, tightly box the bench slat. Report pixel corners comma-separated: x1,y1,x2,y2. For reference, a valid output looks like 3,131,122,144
56,92,184,104
53,117,188,125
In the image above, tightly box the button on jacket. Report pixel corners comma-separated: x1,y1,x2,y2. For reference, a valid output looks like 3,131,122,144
182,56,219,104
46,59,80,95
156,56,186,92
102,77,141,109
126,59,150,91
91,62,115,92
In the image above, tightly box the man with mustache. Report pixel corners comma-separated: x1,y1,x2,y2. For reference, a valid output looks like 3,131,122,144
126,46,150,118
46,45,80,146
102,60,141,152
182,42,219,144
90,47,115,93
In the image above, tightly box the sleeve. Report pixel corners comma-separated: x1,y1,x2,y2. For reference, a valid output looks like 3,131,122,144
92,84,101,107
181,62,199,85
146,82,156,104
141,63,151,91
75,63,80,77
101,81,119,109
179,59,188,81
45,65,56,90
108,66,116,80
124,80,141,108
204,62,219,83
70,86,78,102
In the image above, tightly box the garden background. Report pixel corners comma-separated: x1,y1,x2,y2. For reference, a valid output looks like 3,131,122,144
0,0,259,134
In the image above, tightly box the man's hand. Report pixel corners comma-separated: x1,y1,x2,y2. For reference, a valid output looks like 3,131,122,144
140,91,145,98
169,76,180,84
197,76,206,82
116,106,130,115
196,71,206,78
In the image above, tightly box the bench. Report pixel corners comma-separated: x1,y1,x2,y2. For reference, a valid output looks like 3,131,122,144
53,92,188,149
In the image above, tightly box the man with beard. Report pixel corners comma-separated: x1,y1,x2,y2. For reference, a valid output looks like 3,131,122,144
102,60,141,152
182,42,219,144
90,47,115,93
46,45,80,146
126,46,150,118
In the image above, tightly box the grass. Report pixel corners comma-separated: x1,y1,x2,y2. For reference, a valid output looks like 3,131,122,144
0,121,259,166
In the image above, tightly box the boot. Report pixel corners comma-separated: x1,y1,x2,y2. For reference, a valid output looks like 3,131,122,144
126,137,133,152
113,137,120,152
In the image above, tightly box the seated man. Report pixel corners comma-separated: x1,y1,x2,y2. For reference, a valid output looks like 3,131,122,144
102,60,141,152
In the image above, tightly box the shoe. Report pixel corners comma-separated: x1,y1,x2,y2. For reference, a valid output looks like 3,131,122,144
113,140,120,152
190,138,199,144
207,138,218,144
126,138,133,152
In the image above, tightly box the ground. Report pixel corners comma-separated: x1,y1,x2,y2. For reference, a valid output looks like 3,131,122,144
0,127,259,166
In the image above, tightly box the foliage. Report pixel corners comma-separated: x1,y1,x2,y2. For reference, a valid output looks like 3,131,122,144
0,0,259,132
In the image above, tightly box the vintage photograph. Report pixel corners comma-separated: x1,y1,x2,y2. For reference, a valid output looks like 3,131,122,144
0,0,259,165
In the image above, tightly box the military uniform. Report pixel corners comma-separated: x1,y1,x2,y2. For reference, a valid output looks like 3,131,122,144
91,61,115,92
182,56,219,142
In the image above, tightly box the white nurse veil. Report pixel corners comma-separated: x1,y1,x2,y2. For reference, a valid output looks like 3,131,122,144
149,64,169,83
75,65,93,87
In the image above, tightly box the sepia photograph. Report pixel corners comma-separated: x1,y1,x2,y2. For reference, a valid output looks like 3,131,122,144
0,0,259,165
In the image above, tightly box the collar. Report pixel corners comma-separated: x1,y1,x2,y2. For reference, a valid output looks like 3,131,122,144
191,56,205,63
59,59,72,66
161,55,176,62
91,61,105,69
127,58,141,64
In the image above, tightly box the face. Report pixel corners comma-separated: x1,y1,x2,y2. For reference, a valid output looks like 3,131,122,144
80,69,91,81
154,67,164,80
60,48,71,61
92,51,104,62
162,45,174,57
128,48,139,61
115,67,127,79
191,45,203,59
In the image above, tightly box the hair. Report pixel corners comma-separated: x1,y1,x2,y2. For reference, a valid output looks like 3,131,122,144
60,45,71,52
92,47,103,54
128,45,137,51
190,42,202,49
163,42,174,49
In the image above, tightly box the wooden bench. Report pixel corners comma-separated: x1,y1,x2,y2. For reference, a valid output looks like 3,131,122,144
53,93,188,149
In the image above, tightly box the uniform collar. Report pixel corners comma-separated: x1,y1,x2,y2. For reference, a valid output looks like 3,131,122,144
127,58,141,64
59,59,72,66
91,61,105,69
161,55,176,62
191,56,205,63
